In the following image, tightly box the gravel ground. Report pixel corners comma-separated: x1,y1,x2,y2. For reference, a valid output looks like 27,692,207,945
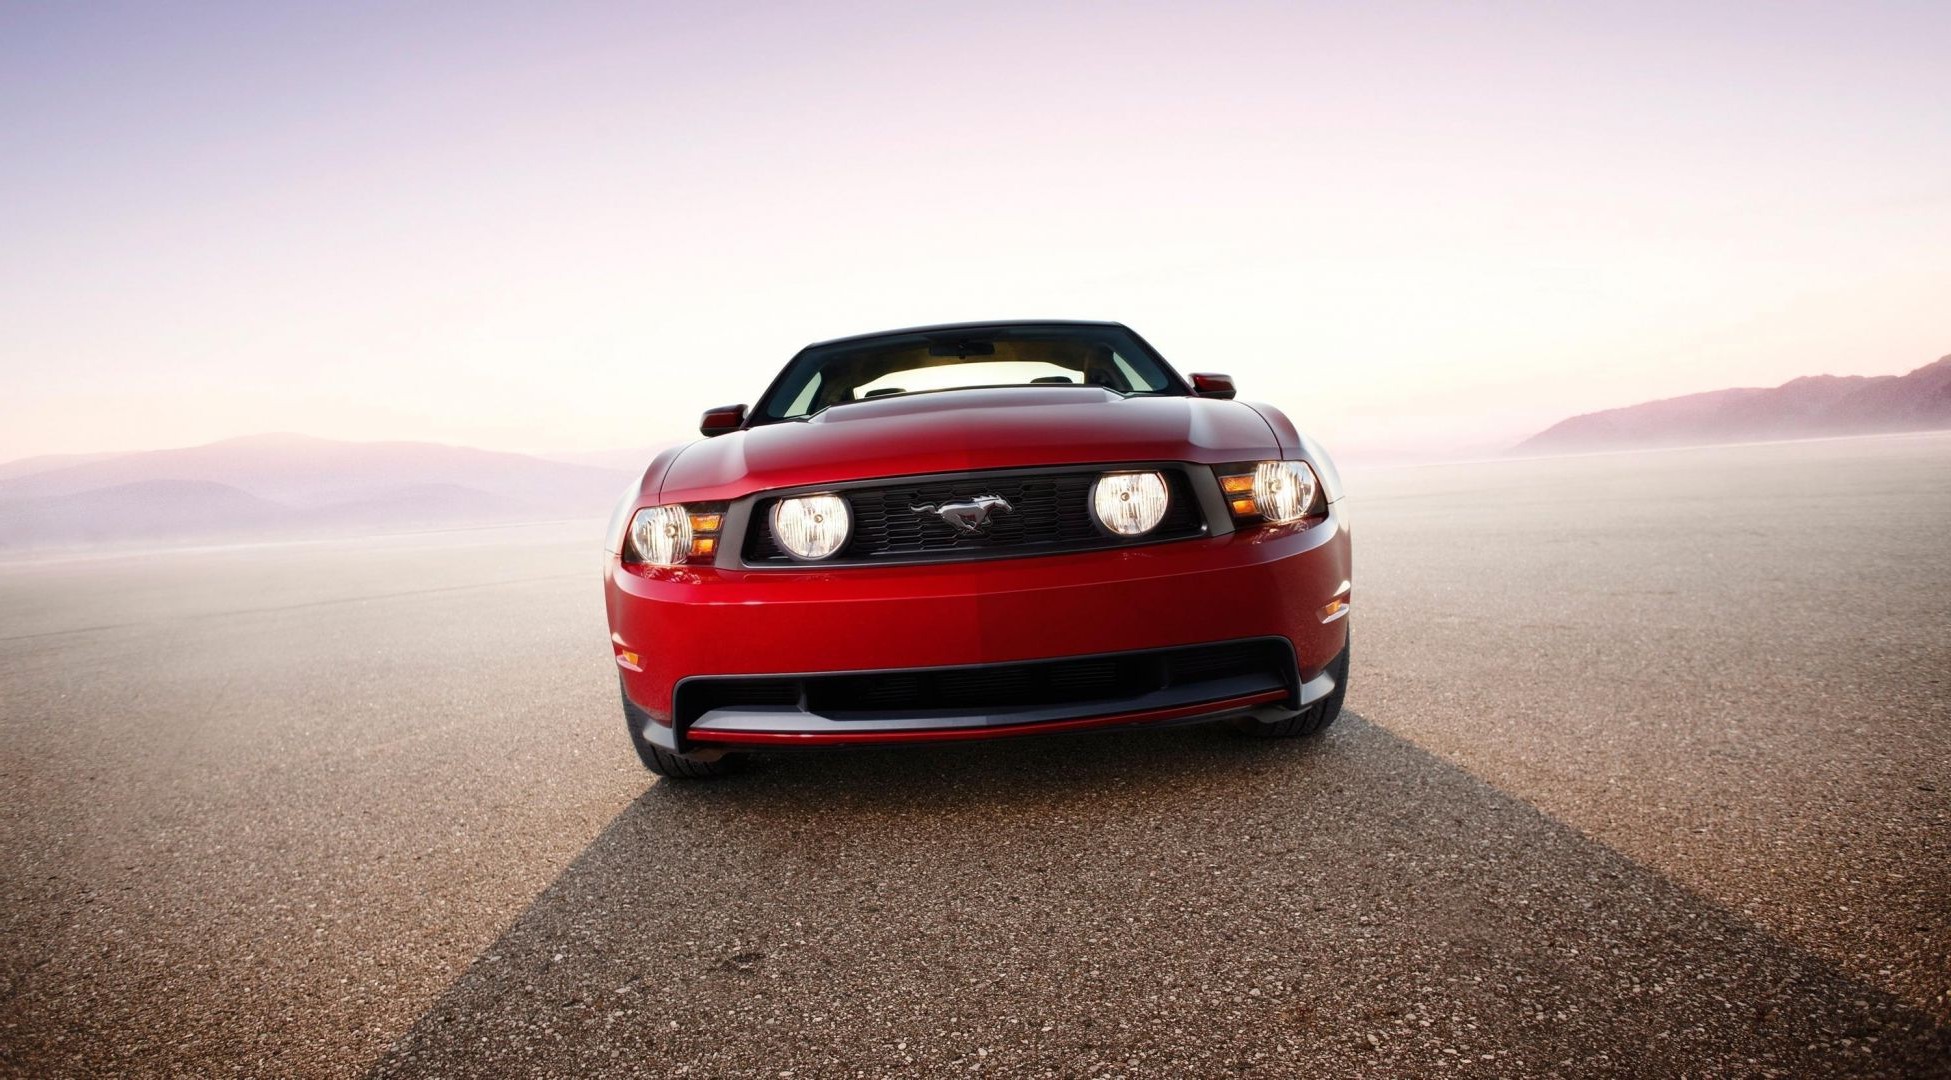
0,525,648,1076
376,718,1947,1077
1352,432,1951,1026
3,434,1948,1077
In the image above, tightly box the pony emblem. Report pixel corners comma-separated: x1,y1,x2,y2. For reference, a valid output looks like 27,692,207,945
911,495,1013,534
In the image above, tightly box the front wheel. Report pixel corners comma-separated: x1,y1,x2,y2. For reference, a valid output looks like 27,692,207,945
1233,634,1348,739
636,740,737,780
621,678,738,779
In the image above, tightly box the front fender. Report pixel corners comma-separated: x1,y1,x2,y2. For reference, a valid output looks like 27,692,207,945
1242,402,1345,503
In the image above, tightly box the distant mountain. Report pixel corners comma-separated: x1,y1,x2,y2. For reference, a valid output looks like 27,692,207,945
1517,355,1951,454
293,482,528,531
0,479,289,548
0,433,629,505
536,445,675,473
0,450,127,482
0,434,634,550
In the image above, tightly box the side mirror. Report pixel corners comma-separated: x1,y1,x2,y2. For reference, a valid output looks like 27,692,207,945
1191,373,1237,400
699,403,748,437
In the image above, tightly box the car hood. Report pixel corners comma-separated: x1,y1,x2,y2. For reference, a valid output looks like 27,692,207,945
655,386,1282,502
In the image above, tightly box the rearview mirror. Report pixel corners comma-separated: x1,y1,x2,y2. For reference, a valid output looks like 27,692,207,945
1191,373,1237,400
700,403,748,437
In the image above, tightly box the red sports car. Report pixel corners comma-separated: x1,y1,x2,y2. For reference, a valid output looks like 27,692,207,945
603,321,1351,778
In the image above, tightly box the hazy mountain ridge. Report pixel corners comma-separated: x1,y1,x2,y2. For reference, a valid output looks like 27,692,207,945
1518,355,1951,453
0,435,635,550
0,450,129,482
0,433,629,503
537,445,673,473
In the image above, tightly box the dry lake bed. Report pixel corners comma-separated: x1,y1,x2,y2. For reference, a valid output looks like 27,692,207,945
3,433,1948,1076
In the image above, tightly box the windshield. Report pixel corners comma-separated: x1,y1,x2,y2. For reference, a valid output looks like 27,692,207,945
753,324,1186,423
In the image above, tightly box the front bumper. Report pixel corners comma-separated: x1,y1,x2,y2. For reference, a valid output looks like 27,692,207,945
606,504,1350,752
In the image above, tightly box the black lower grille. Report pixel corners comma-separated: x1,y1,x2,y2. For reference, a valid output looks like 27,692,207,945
743,466,1205,564
679,678,800,716
673,639,1295,726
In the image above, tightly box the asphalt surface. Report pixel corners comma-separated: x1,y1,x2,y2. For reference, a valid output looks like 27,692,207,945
2,433,1948,1077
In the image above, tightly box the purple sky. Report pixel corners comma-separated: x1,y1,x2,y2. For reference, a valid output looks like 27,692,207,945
3,1,1947,461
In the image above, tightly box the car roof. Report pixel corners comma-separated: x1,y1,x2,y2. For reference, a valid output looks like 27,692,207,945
801,319,1133,351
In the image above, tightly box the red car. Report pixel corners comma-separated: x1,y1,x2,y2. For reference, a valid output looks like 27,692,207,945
603,321,1351,778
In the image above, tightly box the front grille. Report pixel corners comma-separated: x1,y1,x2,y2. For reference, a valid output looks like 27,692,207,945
673,638,1295,726
743,466,1205,565
679,678,800,716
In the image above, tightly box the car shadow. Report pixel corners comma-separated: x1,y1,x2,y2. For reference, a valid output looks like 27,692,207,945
372,714,1949,1077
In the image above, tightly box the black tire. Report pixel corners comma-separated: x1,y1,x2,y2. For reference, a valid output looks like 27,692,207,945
636,740,736,780
1233,632,1349,739
621,678,738,779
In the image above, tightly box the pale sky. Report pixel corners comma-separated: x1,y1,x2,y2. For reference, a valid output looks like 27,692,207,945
3,1,1947,463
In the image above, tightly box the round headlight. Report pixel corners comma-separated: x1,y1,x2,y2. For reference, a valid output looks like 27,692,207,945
1092,471,1170,536
1252,461,1319,523
628,505,691,566
771,494,850,560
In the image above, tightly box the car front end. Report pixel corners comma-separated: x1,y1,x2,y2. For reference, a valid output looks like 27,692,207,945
603,321,1351,776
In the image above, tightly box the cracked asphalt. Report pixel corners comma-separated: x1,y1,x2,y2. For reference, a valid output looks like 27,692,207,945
3,433,1948,1077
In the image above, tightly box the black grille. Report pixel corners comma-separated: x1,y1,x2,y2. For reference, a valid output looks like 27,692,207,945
743,466,1204,564
679,678,800,716
673,639,1295,726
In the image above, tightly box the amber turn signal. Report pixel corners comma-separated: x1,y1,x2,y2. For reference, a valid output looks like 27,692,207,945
683,504,728,563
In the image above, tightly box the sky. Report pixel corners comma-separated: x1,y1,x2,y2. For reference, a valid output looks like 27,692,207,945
2,0,1948,463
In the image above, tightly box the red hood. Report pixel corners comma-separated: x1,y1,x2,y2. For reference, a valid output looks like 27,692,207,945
653,386,1281,502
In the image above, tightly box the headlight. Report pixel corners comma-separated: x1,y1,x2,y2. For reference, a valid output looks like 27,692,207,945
771,494,850,560
628,505,691,566
1092,471,1170,536
1251,461,1318,523
623,503,726,566
1217,460,1321,524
